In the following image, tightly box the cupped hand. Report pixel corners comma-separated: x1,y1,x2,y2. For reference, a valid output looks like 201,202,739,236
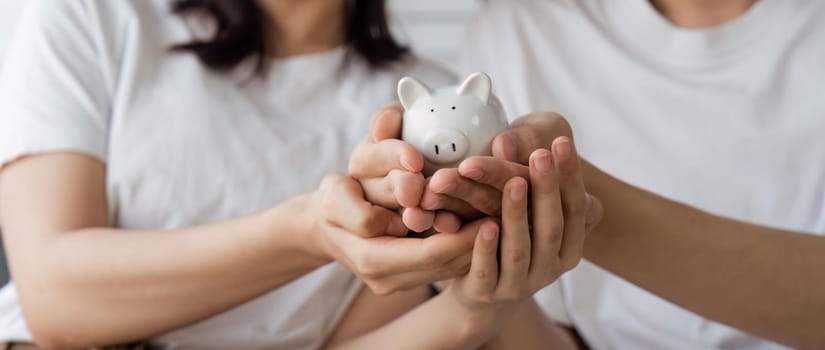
448,141,599,315
419,111,578,218
349,102,468,233
309,174,480,295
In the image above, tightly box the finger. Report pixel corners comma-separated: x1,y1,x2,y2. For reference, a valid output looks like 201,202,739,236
458,156,530,190
402,207,435,233
432,210,462,233
419,189,484,220
428,168,503,216
465,221,500,295
527,149,564,285
497,177,531,294
321,176,407,237
552,137,588,271
491,112,572,164
369,102,405,141
366,248,473,294
362,218,481,276
360,170,426,209
349,139,424,178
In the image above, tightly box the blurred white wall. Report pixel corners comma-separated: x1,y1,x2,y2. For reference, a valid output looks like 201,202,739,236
388,0,478,71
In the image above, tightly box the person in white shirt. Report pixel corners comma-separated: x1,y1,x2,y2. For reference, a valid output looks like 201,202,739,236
0,0,598,349
351,0,825,348
431,0,825,348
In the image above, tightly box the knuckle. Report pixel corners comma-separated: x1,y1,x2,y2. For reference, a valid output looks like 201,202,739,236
319,192,337,214
365,280,397,296
547,221,564,241
319,174,338,190
508,248,529,264
474,268,493,281
545,112,573,135
358,210,384,236
354,254,381,279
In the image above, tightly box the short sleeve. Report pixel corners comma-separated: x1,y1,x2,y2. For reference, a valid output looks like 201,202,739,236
0,0,110,168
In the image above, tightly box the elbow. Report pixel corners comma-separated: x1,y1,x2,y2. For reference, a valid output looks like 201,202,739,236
18,289,97,350
26,313,90,350
28,327,78,350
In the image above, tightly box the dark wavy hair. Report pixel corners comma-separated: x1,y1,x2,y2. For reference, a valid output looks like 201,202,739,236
171,0,408,74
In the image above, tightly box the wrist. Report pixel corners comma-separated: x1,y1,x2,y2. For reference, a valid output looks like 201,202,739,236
443,288,509,340
266,193,333,266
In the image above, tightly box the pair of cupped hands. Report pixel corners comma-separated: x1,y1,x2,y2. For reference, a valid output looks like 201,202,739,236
308,102,603,314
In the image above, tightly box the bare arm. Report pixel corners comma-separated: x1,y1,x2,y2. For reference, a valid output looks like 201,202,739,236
0,153,329,348
463,113,825,348
480,299,583,350
1,152,490,348
581,160,825,349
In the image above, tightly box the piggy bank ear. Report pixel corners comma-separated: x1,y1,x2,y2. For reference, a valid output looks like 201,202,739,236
456,72,492,105
398,77,433,109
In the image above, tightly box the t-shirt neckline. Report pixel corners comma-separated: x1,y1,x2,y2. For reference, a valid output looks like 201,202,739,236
602,0,790,68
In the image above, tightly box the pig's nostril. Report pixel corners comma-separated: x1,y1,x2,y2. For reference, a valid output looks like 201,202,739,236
435,145,440,155
452,143,456,152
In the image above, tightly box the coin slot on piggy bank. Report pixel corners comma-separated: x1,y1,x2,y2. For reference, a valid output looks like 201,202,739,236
398,72,509,176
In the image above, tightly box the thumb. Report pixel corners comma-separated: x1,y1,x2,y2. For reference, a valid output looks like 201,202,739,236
370,102,405,141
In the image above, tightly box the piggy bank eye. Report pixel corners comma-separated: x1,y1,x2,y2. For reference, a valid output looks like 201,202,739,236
451,106,456,110
430,108,434,112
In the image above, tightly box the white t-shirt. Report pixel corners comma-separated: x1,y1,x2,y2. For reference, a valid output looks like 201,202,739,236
462,0,825,349
0,1,24,61
0,0,453,348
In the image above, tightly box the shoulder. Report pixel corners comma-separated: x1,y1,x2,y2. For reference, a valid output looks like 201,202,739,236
14,0,179,52
17,0,170,30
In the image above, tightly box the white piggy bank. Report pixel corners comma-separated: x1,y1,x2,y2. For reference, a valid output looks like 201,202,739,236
399,72,509,175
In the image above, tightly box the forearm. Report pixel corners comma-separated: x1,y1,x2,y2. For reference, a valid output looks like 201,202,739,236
330,291,500,350
481,298,581,350
582,160,825,348
10,194,330,348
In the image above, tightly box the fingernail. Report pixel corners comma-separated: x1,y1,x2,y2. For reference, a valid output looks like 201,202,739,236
503,134,518,161
387,216,408,236
463,169,484,181
481,225,498,240
533,150,552,174
509,180,526,202
554,138,573,160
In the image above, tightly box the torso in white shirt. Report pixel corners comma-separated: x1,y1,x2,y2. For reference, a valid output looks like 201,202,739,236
0,0,454,348
461,0,825,349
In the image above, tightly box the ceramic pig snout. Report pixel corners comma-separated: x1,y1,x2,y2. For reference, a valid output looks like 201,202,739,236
422,129,469,165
